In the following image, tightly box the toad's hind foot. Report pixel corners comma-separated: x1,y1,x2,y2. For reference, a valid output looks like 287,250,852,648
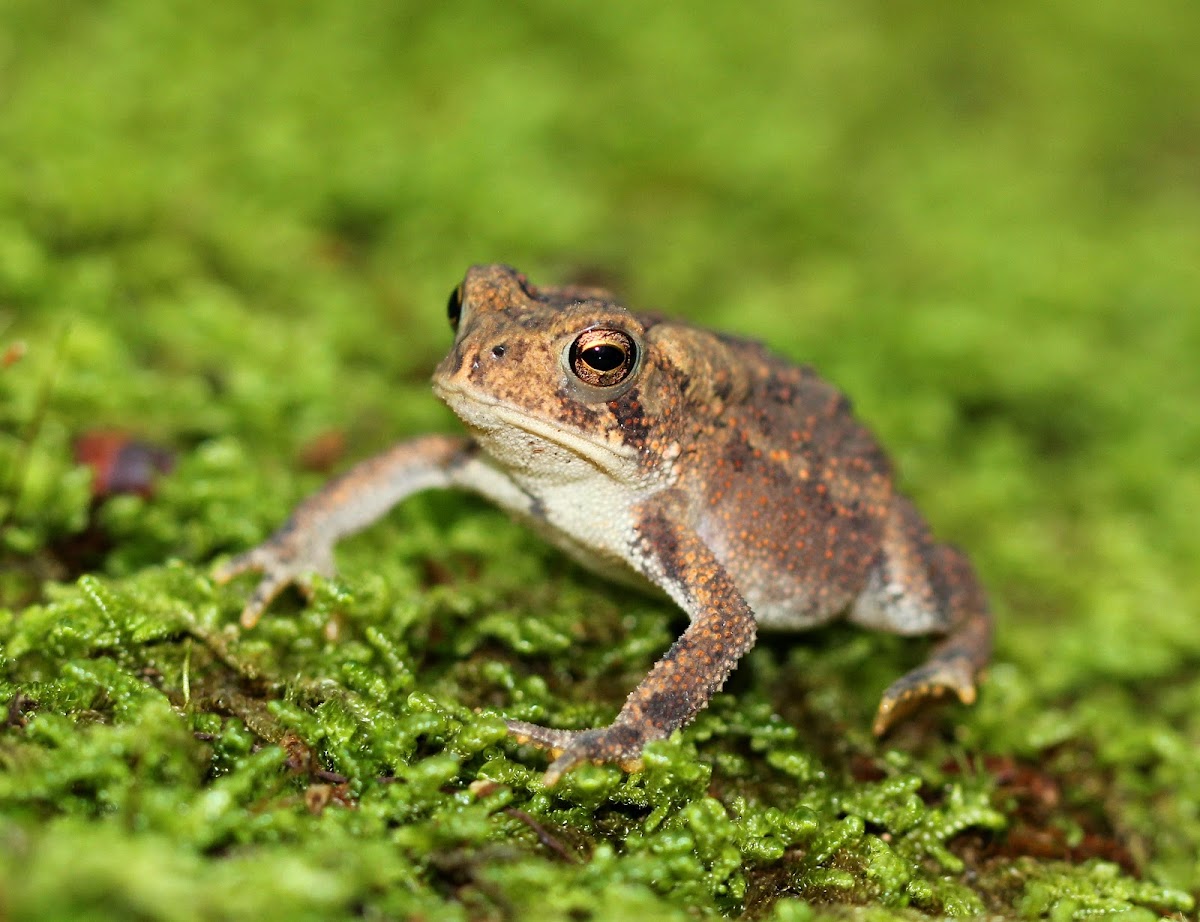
872,652,979,737
505,719,645,786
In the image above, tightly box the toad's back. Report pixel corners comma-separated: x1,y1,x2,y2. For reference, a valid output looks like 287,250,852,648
652,330,896,628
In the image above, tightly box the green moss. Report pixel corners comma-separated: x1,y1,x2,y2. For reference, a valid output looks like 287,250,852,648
3,0,1200,918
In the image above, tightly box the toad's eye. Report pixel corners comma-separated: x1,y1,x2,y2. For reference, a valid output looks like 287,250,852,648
569,329,638,387
447,285,464,332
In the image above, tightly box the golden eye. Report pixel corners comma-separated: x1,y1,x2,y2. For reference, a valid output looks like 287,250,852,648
569,329,638,387
447,285,464,332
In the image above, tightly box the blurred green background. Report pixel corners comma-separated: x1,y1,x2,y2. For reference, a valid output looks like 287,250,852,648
2,1,1199,919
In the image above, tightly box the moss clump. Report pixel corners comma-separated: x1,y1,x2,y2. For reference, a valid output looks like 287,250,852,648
3,0,1199,919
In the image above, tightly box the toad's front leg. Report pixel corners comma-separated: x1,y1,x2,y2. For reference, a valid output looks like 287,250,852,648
507,496,758,786
215,434,528,627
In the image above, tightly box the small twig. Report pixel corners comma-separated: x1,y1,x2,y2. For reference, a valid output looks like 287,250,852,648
6,692,32,728
503,807,578,863
182,638,192,707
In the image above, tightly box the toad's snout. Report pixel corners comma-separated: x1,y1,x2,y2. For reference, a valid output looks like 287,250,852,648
432,337,514,395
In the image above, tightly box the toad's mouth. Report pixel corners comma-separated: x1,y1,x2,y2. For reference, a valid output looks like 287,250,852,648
432,379,640,480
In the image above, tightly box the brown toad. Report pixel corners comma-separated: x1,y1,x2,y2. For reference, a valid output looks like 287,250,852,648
216,264,992,784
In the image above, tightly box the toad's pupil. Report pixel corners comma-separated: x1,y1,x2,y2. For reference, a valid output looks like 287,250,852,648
447,286,463,329
584,344,625,371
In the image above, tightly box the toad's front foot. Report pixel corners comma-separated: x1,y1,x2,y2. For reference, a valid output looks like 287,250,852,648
505,719,650,786
213,528,335,629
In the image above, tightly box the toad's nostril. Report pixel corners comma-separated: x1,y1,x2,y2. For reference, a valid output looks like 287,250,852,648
491,344,507,359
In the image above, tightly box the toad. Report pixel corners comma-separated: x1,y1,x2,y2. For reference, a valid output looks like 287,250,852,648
216,265,992,784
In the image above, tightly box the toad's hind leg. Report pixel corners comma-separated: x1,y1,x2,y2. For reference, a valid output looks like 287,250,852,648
849,497,992,735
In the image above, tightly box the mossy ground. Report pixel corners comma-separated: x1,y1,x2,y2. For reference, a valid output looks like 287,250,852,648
2,2,1198,919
